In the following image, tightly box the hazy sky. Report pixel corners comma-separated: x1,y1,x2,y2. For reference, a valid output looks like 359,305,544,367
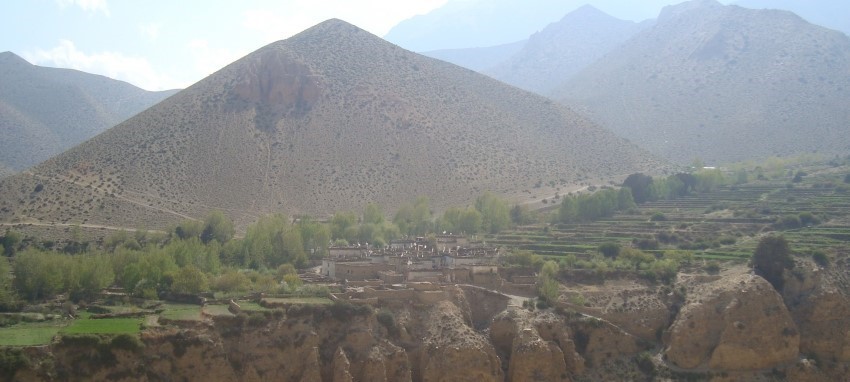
2,0,746,91
1,0,448,91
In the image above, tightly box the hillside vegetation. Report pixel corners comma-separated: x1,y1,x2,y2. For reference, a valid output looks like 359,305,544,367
0,19,664,234
0,52,177,171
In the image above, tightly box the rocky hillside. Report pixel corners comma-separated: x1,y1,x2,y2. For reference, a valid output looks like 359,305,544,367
0,19,664,233
553,0,850,164
7,259,849,381
0,52,177,171
484,5,649,94
736,0,850,36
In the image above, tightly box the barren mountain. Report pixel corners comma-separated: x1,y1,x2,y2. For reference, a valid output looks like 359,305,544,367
0,52,177,171
554,0,850,163
0,19,664,232
735,0,850,36
485,5,650,94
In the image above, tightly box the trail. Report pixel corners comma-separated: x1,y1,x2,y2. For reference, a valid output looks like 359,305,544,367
25,172,197,221
0,221,166,233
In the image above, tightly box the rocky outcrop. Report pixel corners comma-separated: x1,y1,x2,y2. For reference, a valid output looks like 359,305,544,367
419,301,504,382
665,273,799,370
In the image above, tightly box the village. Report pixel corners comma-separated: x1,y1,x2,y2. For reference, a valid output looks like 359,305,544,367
313,234,539,301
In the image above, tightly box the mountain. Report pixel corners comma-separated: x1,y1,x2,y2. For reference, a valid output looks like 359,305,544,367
735,0,850,36
422,40,526,72
0,19,664,232
484,5,650,94
384,0,587,52
0,52,178,172
553,0,850,163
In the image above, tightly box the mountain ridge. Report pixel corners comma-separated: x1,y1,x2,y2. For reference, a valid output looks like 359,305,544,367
553,0,850,163
0,18,666,233
0,52,178,171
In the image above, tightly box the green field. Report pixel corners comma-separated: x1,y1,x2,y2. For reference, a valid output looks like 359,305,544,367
61,314,142,335
0,322,63,346
261,297,333,306
159,304,203,321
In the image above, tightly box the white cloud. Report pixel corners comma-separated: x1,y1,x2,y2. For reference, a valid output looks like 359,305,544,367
23,40,182,91
56,0,110,16
139,23,161,42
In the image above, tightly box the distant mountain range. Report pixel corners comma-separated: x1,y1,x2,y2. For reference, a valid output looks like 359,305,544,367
0,52,177,172
483,5,650,94
735,0,850,36
0,19,664,232
553,0,850,163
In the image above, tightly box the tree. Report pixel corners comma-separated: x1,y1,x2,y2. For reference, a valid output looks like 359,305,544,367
0,257,17,310
170,266,209,294
174,219,205,240
475,193,511,234
200,211,234,244
538,261,560,305
363,203,385,225
1,230,21,257
623,173,654,204
598,242,621,259
13,249,65,301
753,236,794,290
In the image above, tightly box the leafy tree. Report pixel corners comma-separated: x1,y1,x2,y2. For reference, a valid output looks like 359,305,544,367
693,169,725,192
13,249,66,301
393,197,433,236
170,266,209,294
65,253,114,301
598,242,621,259
200,211,234,244
510,204,534,225
475,193,511,233
617,188,636,210
363,203,385,225
0,258,17,310
297,217,331,258
623,173,654,204
538,260,560,305
753,236,794,290
174,219,205,240
438,207,482,234
331,212,357,241
1,230,21,257
558,197,577,223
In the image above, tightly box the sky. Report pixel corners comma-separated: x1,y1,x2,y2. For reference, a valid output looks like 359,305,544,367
1,0,448,91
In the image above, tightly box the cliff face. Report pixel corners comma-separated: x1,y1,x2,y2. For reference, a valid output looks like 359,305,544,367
7,264,850,381
665,273,800,370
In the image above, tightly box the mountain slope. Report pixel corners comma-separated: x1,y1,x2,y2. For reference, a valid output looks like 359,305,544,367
484,5,649,94
0,19,665,232
554,0,850,163
735,0,850,36
422,40,526,72
0,52,178,171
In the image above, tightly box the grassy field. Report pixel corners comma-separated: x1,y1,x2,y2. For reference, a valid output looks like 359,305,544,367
0,322,63,346
159,304,203,321
61,313,142,335
261,297,333,305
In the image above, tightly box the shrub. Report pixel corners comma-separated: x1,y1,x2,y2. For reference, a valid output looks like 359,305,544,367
798,212,820,227
753,236,794,290
650,212,667,222
811,251,829,267
110,334,144,352
598,242,621,259
376,309,396,331
0,348,30,379
704,261,721,275
776,215,801,229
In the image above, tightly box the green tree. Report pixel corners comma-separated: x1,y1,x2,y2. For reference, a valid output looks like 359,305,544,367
174,219,204,240
1,230,21,257
598,242,621,259
13,249,66,301
65,253,114,301
538,261,560,305
475,192,511,233
753,236,794,290
623,173,654,204
330,212,357,241
363,203,385,225
200,211,234,244
0,257,17,310
170,266,209,294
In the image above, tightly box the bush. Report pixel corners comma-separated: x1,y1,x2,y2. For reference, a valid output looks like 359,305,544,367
650,212,667,222
598,243,621,259
110,333,144,352
798,212,820,227
0,348,29,379
704,261,721,275
753,236,794,290
376,309,396,331
812,251,829,267
776,215,802,229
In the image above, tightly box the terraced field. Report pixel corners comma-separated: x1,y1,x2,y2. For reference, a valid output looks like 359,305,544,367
489,163,850,263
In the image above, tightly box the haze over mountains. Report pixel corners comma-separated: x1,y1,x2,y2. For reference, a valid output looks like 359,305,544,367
0,19,663,232
0,52,177,173
554,0,850,163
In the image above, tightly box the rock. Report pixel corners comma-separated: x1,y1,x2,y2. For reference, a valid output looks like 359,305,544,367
665,273,799,370
332,347,354,382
